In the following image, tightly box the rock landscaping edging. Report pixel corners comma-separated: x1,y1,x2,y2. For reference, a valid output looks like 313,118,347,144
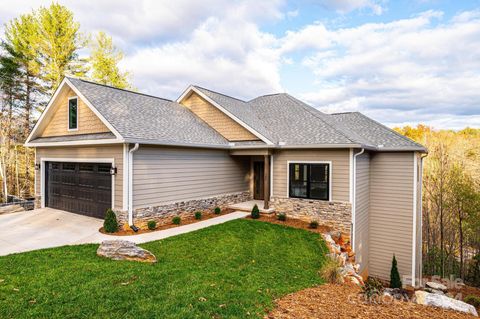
322,231,364,286
415,290,478,317
97,240,157,263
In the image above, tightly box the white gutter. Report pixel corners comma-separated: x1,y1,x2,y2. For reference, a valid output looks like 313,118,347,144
352,148,365,251
412,152,418,287
128,143,139,227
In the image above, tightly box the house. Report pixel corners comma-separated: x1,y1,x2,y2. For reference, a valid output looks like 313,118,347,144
25,77,426,285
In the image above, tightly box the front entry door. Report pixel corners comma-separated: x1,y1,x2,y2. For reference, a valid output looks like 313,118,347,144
253,161,264,200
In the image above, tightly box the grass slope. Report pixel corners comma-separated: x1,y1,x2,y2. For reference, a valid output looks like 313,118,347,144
0,219,327,319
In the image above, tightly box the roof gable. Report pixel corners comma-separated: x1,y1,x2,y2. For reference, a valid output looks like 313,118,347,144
37,85,110,138
25,78,123,144
177,86,274,145
180,91,259,142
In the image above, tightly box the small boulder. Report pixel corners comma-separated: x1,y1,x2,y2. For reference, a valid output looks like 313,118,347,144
426,281,448,292
384,288,409,300
330,231,342,243
415,291,478,317
97,240,156,263
424,288,444,295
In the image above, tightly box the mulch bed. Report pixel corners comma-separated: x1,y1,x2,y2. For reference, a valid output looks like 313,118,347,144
267,283,477,319
99,208,235,236
247,213,333,235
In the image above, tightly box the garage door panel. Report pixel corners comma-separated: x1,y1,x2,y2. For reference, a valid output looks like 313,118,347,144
46,161,112,219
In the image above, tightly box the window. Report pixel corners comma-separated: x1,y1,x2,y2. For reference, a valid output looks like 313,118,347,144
68,97,78,130
289,163,330,200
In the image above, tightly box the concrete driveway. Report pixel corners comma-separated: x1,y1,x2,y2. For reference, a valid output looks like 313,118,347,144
0,208,248,256
0,208,104,256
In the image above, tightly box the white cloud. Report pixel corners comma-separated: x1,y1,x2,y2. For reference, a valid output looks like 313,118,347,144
283,10,480,129
1,2,479,129
0,0,285,46
318,0,385,15
1,0,286,100
123,8,283,99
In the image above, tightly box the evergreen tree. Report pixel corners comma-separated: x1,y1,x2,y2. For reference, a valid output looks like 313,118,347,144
36,3,87,94
4,12,42,136
89,31,131,89
390,255,402,288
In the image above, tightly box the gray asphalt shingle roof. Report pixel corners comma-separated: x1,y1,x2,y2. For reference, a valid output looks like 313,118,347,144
329,112,426,151
68,78,229,146
63,77,425,151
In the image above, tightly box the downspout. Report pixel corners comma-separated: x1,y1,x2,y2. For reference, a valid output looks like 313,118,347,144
128,143,140,231
352,148,365,251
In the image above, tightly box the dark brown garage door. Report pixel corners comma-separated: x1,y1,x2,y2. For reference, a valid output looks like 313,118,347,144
45,162,112,219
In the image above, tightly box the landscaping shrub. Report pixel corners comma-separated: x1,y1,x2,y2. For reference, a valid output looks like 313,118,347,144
251,204,260,219
214,207,221,214
195,211,202,220
362,276,384,298
465,295,480,309
309,220,319,229
390,255,402,288
172,216,181,225
147,220,156,230
319,255,343,284
277,212,287,221
103,209,118,233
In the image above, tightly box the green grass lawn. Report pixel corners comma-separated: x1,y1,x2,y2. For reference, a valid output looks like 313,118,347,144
0,219,327,319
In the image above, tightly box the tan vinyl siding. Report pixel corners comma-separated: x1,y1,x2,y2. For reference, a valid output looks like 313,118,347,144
35,145,123,209
272,149,350,202
39,86,110,137
355,152,369,273
132,146,250,209
181,92,259,141
369,152,414,281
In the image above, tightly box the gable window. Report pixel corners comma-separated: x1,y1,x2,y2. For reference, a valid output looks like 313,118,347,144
289,162,330,201
68,97,78,130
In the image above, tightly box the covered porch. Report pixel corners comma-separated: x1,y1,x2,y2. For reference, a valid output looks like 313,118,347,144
230,148,273,211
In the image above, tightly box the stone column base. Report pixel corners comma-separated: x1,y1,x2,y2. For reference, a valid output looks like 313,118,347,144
272,197,352,234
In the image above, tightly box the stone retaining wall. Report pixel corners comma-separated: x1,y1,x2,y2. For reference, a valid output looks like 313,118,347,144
116,191,252,229
271,197,352,234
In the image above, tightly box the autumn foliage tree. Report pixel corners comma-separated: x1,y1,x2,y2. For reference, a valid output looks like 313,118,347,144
395,125,480,286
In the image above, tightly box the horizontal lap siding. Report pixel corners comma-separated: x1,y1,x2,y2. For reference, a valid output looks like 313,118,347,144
132,146,250,208
272,149,350,202
355,152,369,273
369,152,414,281
35,145,123,209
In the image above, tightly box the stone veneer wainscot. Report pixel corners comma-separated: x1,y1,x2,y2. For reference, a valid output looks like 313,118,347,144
271,197,352,234
115,191,252,229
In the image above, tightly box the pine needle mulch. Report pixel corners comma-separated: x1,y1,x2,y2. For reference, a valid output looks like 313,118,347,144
267,284,477,319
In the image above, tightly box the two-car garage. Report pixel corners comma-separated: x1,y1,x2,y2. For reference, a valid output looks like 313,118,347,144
45,161,112,219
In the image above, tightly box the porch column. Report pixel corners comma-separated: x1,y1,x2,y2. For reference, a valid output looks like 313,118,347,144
264,155,270,209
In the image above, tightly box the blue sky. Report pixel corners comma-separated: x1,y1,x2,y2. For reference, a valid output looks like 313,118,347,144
1,0,480,129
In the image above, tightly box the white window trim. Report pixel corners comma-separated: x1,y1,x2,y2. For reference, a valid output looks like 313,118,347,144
40,157,115,211
286,160,333,202
67,96,79,131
